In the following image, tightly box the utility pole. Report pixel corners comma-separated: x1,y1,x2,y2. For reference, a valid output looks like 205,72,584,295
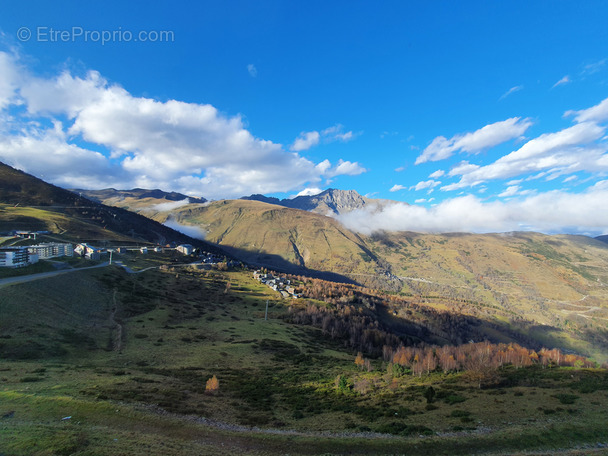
264,300,269,321
109,250,113,265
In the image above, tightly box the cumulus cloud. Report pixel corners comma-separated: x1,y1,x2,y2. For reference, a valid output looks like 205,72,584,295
410,179,440,191
415,117,532,164
325,159,366,177
0,120,123,189
337,184,608,236
290,131,320,151
429,169,444,179
0,50,366,200
389,184,406,192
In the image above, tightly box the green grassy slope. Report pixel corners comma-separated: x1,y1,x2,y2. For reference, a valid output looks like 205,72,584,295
2,264,608,455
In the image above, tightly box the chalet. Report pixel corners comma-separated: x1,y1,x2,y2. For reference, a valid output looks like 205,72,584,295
74,243,101,260
176,244,194,255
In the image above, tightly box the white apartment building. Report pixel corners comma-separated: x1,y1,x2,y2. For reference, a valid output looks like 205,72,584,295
0,247,37,268
27,243,74,259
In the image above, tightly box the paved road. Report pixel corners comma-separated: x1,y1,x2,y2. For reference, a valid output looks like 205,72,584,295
1,259,210,288
0,262,109,288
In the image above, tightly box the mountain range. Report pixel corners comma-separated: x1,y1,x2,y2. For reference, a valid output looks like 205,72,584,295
242,188,395,215
2,161,608,361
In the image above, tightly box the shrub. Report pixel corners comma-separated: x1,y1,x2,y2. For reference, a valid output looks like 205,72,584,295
205,375,219,394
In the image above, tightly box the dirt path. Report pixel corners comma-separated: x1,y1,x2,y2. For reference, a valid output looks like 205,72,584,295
108,289,124,351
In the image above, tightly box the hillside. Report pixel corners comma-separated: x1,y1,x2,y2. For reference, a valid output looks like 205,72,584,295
151,199,387,279
135,198,608,361
0,162,216,248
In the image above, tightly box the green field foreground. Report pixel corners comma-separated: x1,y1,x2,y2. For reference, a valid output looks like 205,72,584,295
2,262,608,455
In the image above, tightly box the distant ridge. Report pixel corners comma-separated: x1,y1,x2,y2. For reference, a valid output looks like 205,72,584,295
74,188,207,204
0,161,217,249
242,188,396,215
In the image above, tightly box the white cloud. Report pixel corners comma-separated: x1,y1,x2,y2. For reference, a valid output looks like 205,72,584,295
151,199,192,211
390,184,406,192
325,159,366,177
247,64,257,77
290,124,357,152
414,198,427,203
498,185,520,197
447,161,480,177
567,96,608,123
552,75,571,88
395,166,406,172
337,185,608,235
444,122,608,190
163,219,206,240
0,120,121,189
0,51,21,110
582,58,607,75
410,179,440,191
429,169,444,179
290,131,320,151
0,50,366,199
499,85,523,100
563,175,577,183
415,117,533,164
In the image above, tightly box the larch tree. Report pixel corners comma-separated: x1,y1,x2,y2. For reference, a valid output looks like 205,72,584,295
205,375,219,394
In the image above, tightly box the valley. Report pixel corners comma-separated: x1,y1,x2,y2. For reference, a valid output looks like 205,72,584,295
2,163,608,455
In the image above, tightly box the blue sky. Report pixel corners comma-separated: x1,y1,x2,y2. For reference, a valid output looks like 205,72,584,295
1,1,608,234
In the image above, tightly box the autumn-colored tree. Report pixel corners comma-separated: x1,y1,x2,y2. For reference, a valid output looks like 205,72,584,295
205,375,219,394
354,352,365,369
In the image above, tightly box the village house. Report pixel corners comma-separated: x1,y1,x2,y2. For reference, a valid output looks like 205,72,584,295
176,244,194,255
253,270,298,298
74,243,101,260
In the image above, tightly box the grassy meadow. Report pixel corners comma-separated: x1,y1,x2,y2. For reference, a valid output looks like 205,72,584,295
1,253,608,455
